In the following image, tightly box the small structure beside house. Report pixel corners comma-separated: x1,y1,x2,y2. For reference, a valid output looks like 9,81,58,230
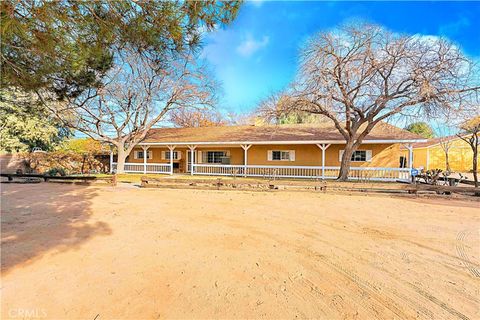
401,135,477,172
110,123,425,182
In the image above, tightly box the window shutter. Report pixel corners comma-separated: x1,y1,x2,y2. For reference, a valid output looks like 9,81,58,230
148,151,153,159
289,150,296,161
202,151,208,163
366,150,372,162
134,151,138,159
161,151,166,160
225,150,231,157
339,150,344,162
267,150,273,161
197,151,203,163
177,151,182,160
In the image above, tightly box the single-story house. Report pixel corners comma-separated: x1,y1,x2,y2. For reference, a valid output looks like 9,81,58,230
111,123,425,181
401,135,477,172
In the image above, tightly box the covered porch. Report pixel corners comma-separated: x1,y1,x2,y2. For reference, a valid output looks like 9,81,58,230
110,142,414,182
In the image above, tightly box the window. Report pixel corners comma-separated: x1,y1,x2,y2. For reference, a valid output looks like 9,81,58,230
272,151,291,161
136,150,151,159
351,150,367,162
206,151,226,163
339,150,371,162
165,151,178,160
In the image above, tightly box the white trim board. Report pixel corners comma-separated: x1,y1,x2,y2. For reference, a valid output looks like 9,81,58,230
138,139,426,146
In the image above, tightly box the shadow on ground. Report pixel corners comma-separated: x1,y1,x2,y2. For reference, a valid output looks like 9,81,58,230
1,183,111,274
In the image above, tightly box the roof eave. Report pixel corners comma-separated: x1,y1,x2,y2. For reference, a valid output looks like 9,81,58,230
138,139,427,146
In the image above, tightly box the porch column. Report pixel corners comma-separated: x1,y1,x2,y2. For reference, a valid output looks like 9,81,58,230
404,143,414,181
316,144,331,179
109,145,114,174
142,145,150,174
241,144,252,177
188,145,197,176
167,145,176,175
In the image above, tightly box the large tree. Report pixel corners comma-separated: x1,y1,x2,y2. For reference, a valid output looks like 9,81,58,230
43,49,214,173
0,89,71,152
169,108,227,127
1,0,240,170
405,122,435,139
457,116,480,187
277,24,479,180
1,0,241,100
257,92,330,125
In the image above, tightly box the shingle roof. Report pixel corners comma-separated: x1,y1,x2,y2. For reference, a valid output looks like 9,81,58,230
141,122,424,144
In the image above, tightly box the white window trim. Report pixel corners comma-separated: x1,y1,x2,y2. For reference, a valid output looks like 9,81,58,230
135,150,152,159
339,150,372,162
165,150,179,160
204,150,229,164
268,150,295,162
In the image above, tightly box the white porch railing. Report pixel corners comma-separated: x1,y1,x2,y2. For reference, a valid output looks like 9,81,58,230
112,162,171,174
192,164,410,182
111,162,410,181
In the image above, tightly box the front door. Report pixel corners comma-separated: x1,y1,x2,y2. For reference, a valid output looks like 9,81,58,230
186,150,194,173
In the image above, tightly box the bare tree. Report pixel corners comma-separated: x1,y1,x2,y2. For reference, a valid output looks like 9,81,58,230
39,49,214,173
257,92,329,125
434,117,455,172
457,116,480,187
169,108,226,127
438,137,453,172
277,24,479,180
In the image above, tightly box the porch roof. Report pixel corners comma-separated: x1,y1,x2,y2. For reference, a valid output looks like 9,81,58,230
140,122,426,145
400,134,469,149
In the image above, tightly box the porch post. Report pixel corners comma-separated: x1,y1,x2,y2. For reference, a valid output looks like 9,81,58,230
109,145,114,174
141,145,150,174
404,143,414,181
316,144,331,179
188,145,197,176
241,144,252,177
167,145,176,175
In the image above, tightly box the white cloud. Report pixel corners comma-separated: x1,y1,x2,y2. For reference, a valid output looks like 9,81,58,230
249,0,264,7
236,35,270,57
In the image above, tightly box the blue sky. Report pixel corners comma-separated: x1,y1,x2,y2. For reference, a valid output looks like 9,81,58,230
201,1,480,115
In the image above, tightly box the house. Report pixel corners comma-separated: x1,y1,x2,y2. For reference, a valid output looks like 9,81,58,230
110,123,425,181
401,135,476,172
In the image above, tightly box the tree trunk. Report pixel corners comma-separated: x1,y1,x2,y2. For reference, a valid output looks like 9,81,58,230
473,145,478,188
337,140,355,181
445,152,450,172
116,145,127,174
81,155,86,174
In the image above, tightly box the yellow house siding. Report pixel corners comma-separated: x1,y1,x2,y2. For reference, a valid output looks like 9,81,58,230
196,147,244,165
127,143,403,169
427,140,476,172
128,147,189,164
413,148,428,169
403,138,478,172
325,144,399,167
248,144,321,166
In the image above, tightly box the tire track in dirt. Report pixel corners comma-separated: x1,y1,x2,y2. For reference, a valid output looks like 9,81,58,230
317,220,480,273
455,230,480,278
304,249,412,320
299,227,474,320
306,243,472,320
194,207,475,319
202,217,401,319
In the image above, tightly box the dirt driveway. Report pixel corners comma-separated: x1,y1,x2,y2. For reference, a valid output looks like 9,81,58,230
1,183,479,319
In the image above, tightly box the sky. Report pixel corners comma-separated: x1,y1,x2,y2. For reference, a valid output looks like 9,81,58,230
201,1,480,115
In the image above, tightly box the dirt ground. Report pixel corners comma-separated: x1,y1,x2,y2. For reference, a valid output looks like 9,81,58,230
1,183,479,319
